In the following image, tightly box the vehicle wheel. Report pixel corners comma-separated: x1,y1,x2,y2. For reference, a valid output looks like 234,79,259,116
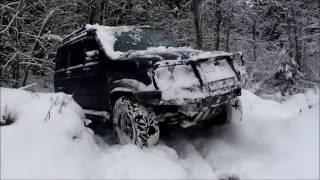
113,96,160,148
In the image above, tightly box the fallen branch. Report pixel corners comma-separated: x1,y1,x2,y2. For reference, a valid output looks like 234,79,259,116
41,33,63,42
18,83,37,90
44,96,59,121
1,53,17,75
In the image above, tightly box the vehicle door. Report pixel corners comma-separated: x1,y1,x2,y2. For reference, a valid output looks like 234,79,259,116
65,38,86,103
54,47,69,93
79,36,108,110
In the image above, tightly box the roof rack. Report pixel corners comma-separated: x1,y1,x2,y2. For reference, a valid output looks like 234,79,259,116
62,27,86,43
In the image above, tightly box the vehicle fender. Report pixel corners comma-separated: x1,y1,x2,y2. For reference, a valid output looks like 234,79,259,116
110,79,153,104
112,79,150,91
110,79,160,105
110,87,135,105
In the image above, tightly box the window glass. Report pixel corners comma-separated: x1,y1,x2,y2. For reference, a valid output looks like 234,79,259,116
68,40,85,67
83,36,100,62
55,48,67,69
114,29,176,52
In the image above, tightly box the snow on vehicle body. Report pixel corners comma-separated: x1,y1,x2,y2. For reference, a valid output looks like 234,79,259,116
54,24,245,147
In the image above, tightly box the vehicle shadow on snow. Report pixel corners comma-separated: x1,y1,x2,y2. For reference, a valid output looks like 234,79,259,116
160,123,233,155
89,119,247,155
160,123,243,180
91,120,242,179
90,120,236,147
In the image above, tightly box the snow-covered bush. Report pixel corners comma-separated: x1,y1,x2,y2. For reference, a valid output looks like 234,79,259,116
0,88,37,125
274,50,300,83
255,49,318,97
1,88,99,178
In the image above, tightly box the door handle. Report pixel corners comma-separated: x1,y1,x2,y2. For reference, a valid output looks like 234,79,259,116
83,67,90,71
83,67,90,74
57,86,66,91
66,70,71,78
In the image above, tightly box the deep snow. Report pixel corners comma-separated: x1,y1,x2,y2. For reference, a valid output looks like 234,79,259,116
0,87,319,179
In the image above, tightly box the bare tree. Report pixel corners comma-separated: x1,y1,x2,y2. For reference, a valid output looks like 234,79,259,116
193,0,202,49
213,0,222,50
224,4,233,52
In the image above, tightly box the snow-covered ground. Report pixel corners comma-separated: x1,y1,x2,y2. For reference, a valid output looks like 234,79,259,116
1,87,319,179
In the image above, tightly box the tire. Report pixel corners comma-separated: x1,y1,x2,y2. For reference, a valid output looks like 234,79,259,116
113,96,160,148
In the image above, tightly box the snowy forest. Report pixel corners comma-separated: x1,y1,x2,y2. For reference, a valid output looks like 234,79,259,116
1,0,319,96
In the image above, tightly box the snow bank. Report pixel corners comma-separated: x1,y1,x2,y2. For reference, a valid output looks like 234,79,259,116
281,88,319,115
200,89,319,179
240,90,294,120
1,87,319,179
0,88,36,124
1,88,100,178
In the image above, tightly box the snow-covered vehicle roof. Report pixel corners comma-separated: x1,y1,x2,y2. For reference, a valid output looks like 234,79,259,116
83,24,234,60
85,24,176,59
62,24,237,61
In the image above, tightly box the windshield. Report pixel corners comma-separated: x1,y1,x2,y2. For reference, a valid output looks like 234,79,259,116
114,28,176,52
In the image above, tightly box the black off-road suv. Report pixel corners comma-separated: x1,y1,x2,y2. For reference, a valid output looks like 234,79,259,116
54,25,245,147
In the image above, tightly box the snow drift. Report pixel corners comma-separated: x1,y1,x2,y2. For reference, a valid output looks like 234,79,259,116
0,87,319,179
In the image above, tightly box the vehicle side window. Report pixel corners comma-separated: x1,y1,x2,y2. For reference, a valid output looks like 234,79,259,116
68,40,85,67
55,47,67,70
83,36,100,63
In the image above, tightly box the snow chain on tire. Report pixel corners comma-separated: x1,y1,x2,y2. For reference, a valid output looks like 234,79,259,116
113,96,160,148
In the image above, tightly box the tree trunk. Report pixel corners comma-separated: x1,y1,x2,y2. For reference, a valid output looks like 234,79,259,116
192,0,202,49
318,0,320,73
252,21,257,62
225,9,233,52
21,65,29,86
214,0,222,50
13,55,19,88
13,0,23,88
99,0,108,24
290,7,301,68
301,41,306,68
89,0,98,24
286,10,293,59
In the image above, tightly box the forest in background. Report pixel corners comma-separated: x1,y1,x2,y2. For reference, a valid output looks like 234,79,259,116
0,0,319,96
